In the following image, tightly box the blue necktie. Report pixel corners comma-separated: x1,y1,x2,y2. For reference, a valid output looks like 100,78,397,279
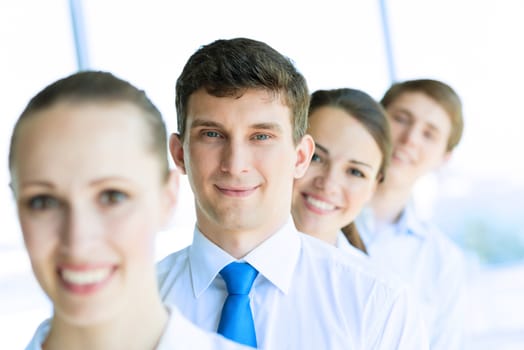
217,262,258,348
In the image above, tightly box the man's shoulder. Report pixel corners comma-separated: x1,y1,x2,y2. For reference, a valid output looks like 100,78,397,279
422,223,465,264
416,222,468,287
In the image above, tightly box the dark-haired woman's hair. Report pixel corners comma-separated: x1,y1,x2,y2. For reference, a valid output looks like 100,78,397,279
308,88,392,254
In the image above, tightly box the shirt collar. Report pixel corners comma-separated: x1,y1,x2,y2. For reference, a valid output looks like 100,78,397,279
357,201,427,241
396,201,428,239
243,217,300,294
188,216,301,298
189,227,236,298
335,230,352,249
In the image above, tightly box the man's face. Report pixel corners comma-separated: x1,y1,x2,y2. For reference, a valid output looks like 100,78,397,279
385,91,452,187
170,88,313,242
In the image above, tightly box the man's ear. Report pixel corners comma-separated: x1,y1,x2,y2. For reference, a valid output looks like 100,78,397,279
294,134,315,179
169,133,187,175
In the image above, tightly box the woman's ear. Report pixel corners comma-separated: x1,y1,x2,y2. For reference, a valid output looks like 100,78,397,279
441,150,453,166
8,181,17,198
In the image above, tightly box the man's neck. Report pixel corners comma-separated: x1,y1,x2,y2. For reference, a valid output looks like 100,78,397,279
197,216,289,259
370,181,412,225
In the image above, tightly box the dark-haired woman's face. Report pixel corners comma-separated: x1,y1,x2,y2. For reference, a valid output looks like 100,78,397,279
292,106,382,244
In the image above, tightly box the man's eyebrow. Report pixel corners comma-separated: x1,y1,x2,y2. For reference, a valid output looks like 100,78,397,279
190,120,284,133
251,122,283,133
189,119,223,129
315,143,329,154
395,108,442,134
394,107,413,117
425,122,441,134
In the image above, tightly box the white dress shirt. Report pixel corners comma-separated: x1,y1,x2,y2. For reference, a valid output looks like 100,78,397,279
24,305,252,350
336,230,369,258
356,204,466,350
157,217,429,349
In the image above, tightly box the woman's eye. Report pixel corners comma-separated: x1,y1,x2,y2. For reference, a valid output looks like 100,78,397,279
424,130,435,141
26,195,60,210
100,190,128,205
348,168,365,178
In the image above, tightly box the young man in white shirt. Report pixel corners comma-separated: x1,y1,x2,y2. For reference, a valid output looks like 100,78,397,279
157,37,429,349
356,79,467,349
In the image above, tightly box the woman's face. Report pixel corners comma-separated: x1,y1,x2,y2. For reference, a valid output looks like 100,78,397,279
292,106,382,244
11,101,177,326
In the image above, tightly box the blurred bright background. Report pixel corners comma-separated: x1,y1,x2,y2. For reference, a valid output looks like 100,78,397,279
1,1,523,348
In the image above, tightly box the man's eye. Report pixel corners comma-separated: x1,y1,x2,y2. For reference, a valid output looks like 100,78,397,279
311,153,321,162
204,131,221,138
253,134,270,141
27,195,60,210
100,190,128,205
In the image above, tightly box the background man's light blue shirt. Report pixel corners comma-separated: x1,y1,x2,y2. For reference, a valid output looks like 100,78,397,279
356,204,467,350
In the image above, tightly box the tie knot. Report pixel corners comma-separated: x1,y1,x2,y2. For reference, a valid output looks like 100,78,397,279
220,262,258,295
